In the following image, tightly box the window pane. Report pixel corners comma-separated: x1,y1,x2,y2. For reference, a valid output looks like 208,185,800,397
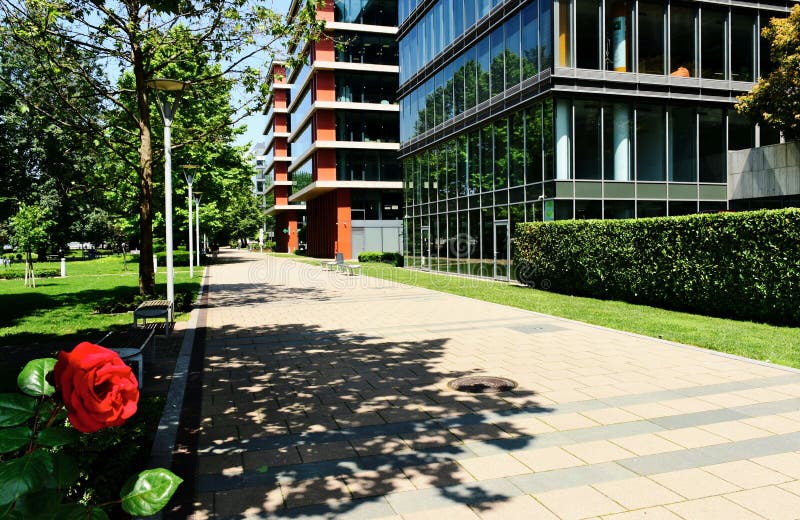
606,0,631,71
699,108,725,182
604,200,635,218
525,105,543,184
636,104,665,181
480,125,494,192
453,55,465,115
576,0,600,69
540,0,553,69
464,0,475,28
495,118,509,189
468,131,480,194
522,3,539,78
490,27,505,96
670,5,696,76
701,8,727,80
505,16,521,88
510,112,524,187
574,100,601,179
555,99,571,179
638,1,664,74
543,98,555,180
669,106,697,182
759,14,775,77
465,50,477,109
728,111,755,151
557,0,572,67
575,200,602,219
637,201,667,218
731,12,756,81
477,37,491,103
603,103,632,180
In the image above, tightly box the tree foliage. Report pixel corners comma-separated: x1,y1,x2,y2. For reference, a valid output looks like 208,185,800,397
737,4,800,142
0,0,325,294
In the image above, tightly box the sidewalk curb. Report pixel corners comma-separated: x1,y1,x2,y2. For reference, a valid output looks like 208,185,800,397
145,265,209,516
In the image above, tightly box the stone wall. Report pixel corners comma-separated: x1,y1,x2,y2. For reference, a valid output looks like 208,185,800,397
728,142,800,200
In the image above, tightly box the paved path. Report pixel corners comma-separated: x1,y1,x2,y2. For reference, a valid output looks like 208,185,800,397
192,250,800,519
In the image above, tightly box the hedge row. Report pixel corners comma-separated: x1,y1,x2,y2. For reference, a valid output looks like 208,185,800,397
357,251,404,267
513,209,800,325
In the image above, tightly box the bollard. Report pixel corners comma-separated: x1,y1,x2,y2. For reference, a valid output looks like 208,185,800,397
153,254,158,273
60,258,66,278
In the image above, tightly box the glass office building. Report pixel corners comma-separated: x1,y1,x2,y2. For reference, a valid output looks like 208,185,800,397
399,0,792,279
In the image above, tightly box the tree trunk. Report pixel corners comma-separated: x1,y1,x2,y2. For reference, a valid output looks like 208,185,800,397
133,39,155,295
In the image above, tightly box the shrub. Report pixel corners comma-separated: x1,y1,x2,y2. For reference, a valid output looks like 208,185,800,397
0,268,59,280
155,250,204,266
358,251,404,267
513,209,800,325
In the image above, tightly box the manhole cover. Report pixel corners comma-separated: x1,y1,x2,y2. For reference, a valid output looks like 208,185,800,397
448,376,517,393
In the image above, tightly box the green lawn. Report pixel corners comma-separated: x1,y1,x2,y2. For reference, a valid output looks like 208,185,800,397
277,258,799,370
0,255,202,347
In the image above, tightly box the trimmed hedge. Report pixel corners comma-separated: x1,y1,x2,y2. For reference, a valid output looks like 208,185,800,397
155,251,205,267
357,251,404,267
513,209,800,325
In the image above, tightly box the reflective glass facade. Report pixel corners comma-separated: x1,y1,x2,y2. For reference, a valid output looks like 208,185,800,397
399,0,789,280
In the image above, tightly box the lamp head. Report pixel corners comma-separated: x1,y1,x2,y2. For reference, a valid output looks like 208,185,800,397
147,78,188,91
181,164,199,185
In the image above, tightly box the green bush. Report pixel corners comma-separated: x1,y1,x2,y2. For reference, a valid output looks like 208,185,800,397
155,250,204,266
358,251,404,267
513,209,800,325
0,268,60,280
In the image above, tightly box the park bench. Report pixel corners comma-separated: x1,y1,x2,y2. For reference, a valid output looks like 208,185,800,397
340,263,362,276
133,300,173,337
321,252,345,271
96,326,156,389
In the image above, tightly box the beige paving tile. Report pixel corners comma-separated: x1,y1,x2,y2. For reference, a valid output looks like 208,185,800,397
655,427,729,449
401,504,481,520
779,480,800,496
601,506,683,519
751,452,800,479
343,469,415,498
650,468,742,499
242,447,302,470
621,402,683,420
297,440,357,463
593,477,683,509
400,430,461,450
494,416,556,436
534,485,626,519
402,461,476,489
471,495,558,519
512,446,586,472
743,414,800,434
214,485,284,516
610,433,684,456
449,423,514,442
666,496,764,519
702,460,792,489
563,440,636,464
197,453,243,475
580,407,641,425
538,412,599,431
725,486,800,520
458,453,532,480
698,420,772,441
349,435,410,457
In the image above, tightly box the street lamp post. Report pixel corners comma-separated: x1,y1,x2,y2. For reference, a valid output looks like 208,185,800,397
182,165,199,277
147,78,188,306
194,192,203,268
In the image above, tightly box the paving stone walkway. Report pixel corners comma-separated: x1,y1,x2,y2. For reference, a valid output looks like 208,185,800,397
191,249,800,519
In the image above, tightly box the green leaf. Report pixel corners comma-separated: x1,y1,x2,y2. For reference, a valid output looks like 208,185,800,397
45,452,78,490
120,468,183,516
57,504,110,520
0,426,31,454
0,451,52,506
36,426,79,447
0,394,37,427
17,359,57,397
5,488,62,519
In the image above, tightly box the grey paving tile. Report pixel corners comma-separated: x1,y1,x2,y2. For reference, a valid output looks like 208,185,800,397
561,420,662,443
732,397,800,417
508,462,637,494
649,408,745,430
619,432,800,475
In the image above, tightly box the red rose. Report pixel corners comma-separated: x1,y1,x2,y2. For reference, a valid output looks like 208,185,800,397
54,342,139,433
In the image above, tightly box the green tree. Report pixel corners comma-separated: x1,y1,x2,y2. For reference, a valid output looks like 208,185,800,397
9,203,55,287
0,0,324,295
737,5,800,142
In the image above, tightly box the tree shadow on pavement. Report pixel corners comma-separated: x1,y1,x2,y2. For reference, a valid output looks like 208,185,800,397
183,321,556,519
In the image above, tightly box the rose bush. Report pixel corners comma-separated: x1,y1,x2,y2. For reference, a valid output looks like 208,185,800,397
54,342,139,433
0,343,181,518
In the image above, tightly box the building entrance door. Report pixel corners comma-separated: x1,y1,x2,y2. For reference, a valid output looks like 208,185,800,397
494,220,510,280
420,226,430,269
